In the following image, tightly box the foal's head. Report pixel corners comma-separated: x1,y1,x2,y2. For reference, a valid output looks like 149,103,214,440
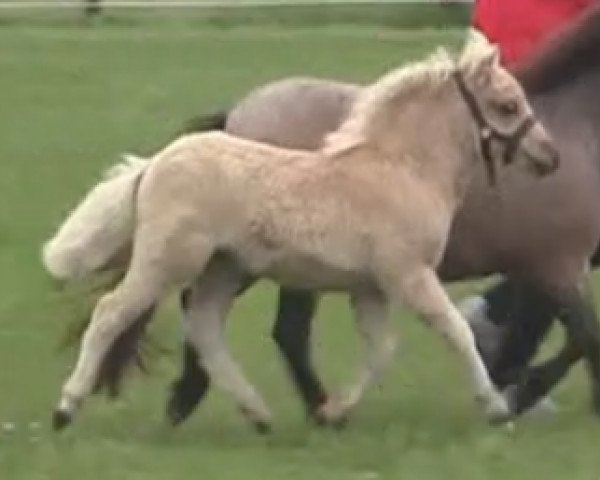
458,31,560,180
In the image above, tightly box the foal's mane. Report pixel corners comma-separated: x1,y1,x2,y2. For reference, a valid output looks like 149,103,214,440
514,3,600,94
323,31,497,156
322,48,455,154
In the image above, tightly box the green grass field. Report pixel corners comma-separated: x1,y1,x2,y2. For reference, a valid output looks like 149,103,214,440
0,20,599,479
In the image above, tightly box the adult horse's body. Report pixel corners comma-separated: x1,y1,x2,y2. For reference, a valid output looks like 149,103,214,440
45,35,556,430
166,4,600,424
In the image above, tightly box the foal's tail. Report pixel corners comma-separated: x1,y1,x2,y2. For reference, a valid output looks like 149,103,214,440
46,110,229,397
42,155,149,281
43,110,228,281
43,154,152,397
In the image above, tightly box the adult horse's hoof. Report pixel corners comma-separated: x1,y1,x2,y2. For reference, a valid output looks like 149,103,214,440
253,420,273,435
165,397,190,427
166,379,207,426
165,345,211,426
502,384,558,419
52,409,72,431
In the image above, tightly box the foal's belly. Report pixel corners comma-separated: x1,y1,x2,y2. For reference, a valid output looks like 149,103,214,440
235,246,368,291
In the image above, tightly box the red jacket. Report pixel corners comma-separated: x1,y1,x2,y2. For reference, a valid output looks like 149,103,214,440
473,0,598,66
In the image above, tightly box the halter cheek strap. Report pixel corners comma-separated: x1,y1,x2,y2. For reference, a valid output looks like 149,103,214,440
452,70,535,185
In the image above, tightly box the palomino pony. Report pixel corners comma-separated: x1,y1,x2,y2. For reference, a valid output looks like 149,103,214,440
164,5,600,425
44,33,557,430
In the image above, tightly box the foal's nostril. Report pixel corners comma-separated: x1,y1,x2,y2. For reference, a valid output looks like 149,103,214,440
545,143,561,172
551,150,560,171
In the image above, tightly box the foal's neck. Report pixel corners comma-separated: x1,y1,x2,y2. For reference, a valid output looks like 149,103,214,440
365,80,480,207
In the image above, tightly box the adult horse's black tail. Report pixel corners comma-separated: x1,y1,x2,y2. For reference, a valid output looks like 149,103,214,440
179,111,228,134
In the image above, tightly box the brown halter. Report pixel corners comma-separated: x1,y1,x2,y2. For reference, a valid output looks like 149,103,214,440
453,70,535,184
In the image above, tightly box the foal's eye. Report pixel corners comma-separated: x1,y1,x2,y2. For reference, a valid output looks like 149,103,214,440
495,100,519,116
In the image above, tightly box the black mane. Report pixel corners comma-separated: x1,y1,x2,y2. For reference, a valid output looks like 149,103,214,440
514,4,600,95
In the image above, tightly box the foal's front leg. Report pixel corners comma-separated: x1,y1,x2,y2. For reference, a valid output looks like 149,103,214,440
392,268,509,423
316,289,396,426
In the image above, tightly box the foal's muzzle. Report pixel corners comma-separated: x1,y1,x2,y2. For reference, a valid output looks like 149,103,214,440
523,124,560,177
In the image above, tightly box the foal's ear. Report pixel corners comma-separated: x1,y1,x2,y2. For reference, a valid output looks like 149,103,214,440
460,29,500,84
477,45,500,72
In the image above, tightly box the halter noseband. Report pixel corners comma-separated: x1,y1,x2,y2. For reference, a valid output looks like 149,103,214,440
452,70,535,184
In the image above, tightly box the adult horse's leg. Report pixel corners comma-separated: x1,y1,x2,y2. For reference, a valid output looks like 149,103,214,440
165,110,232,425
183,260,273,432
168,285,327,425
167,278,254,426
316,289,396,425
166,336,209,426
272,288,329,418
463,280,556,388
507,282,600,416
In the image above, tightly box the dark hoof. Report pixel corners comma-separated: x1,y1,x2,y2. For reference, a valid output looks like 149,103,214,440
253,420,272,435
166,382,204,426
238,406,272,435
591,387,600,417
52,410,72,431
166,388,200,427
166,399,189,427
591,399,600,417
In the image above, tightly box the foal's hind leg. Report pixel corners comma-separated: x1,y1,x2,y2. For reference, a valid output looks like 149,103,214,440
316,289,396,426
390,268,509,422
54,269,164,429
54,223,216,429
166,277,254,426
184,261,273,432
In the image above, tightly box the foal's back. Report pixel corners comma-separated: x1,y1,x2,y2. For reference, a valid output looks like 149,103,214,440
222,76,600,290
138,130,446,290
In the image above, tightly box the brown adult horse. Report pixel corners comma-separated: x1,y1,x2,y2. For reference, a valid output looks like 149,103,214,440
89,7,600,424
164,5,600,425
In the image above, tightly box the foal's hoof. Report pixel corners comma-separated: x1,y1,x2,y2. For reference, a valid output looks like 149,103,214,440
476,391,512,426
486,399,513,426
313,399,350,429
52,409,72,431
486,408,513,426
238,406,273,435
